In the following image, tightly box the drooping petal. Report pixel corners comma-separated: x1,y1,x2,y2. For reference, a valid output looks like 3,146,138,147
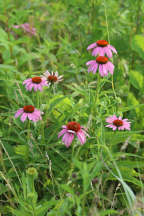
87,42,97,50
20,113,28,122
23,78,32,85
86,60,96,66
77,130,86,145
92,47,100,56
102,64,108,76
108,45,117,54
107,62,114,75
92,63,98,74
14,108,24,118
34,84,38,92
58,129,67,138
99,64,104,77
104,47,112,58
37,84,42,91
62,133,74,148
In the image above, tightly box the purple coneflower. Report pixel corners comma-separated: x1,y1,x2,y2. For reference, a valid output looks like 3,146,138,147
13,23,36,36
86,56,114,77
58,121,89,148
42,71,63,85
23,77,48,92
87,40,117,58
105,115,131,131
15,105,42,122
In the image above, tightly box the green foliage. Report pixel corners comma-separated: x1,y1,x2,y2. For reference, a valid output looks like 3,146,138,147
0,0,144,215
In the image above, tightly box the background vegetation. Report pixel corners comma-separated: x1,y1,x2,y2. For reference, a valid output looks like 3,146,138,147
0,0,144,215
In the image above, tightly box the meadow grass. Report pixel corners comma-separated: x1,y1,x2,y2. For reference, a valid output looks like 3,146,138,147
0,0,144,215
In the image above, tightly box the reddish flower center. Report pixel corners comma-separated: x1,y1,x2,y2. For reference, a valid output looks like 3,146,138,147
32,77,42,84
48,75,58,82
67,121,81,132
113,119,123,127
96,56,108,64
23,105,35,113
96,40,108,47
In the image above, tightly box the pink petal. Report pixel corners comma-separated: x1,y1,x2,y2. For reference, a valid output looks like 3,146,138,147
58,129,67,138
92,63,98,74
87,42,97,50
23,78,32,85
13,25,21,29
112,126,117,131
106,115,117,123
15,108,23,118
107,62,114,75
109,45,117,54
99,64,104,77
20,113,28,122
26,84,33,91
77,130,86,145
92,47,100,56
38,84,42,91
102,64,108,76
104,47,112,58
62,133,74,148
86,60,96,66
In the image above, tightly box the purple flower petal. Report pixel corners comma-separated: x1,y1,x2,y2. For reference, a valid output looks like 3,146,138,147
20,113,28,122
108,45,117,54
87,42,97,50
77,130,86,145
62,133,74,148
14,108,23,118
58,129,67,138
107,62,114,75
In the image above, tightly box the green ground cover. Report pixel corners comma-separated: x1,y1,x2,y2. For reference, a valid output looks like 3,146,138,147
0,0,144,215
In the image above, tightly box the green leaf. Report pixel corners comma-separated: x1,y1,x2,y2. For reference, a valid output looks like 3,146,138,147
131,35,144,59
129,70,143,89
100,209,119,216
14,145,29,159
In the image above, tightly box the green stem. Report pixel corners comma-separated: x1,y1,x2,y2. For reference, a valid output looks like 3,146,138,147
27,120,31,144
36,91,40,108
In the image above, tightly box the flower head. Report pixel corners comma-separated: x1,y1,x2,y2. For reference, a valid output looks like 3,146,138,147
13,23,36,36
58,121,89,148
87,40,117,58
42,71,63,85
86,56,114,77
105,115,131,131
14,105,42,122
23,76,48,92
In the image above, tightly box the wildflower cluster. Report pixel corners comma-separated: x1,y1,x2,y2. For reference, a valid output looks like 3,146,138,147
14,23,131,148
86,40,116,77
15,70,63,123
86,39,131,131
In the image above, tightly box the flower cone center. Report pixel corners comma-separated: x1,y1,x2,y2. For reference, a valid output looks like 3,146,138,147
48,75,58,82
113,119,123,127
23,105,35,113
96,56,108,64
67,121,81,132
96,40,108,47
32,77,42,84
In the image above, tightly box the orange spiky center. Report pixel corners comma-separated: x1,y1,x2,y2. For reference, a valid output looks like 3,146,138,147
113,119,123,127
23,105,35,113
96,40,108,47
48,75,58,82
32,77,42,84
67,121,81,132
96,56,108,64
